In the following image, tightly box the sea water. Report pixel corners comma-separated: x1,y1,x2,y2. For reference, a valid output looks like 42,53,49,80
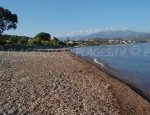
70,43,150,100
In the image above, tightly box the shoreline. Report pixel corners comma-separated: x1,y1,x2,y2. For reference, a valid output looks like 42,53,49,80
0,51,149,114
68,52,150,111
69,52,150,102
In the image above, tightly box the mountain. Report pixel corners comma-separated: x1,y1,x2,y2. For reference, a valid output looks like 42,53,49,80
69,30,150,40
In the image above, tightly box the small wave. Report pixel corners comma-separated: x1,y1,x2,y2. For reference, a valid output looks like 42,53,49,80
94,58,104,67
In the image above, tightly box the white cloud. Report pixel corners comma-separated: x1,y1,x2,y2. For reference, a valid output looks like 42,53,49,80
66,28,101,36
65,27,129,37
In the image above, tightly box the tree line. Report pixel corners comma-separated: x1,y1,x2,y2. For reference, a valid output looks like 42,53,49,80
0,6,66,47
0,32,66,47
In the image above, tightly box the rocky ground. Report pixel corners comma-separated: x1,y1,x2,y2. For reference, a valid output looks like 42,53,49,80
0,51,149,115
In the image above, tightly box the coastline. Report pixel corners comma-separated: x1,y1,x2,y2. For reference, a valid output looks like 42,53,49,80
0,51,149,114
69,52,150,112
69,51,150,102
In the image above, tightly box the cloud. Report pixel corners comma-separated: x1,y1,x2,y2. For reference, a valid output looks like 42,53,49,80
66,27,129,36
66,28,100,36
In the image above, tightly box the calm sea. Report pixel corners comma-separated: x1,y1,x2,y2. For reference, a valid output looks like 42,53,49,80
70,43,150,100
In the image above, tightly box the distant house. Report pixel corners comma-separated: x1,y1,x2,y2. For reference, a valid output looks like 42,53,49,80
122,41,127,44
108,40,115,43
67,41,76,46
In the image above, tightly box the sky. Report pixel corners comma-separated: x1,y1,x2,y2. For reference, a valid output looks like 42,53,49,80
0,0,150,38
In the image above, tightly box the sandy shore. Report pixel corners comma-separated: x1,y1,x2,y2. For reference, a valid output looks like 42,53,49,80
0,51,149,114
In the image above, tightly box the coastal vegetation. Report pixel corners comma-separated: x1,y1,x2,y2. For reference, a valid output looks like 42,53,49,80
28,32,66,47
0,6,66,48
0,34,66,47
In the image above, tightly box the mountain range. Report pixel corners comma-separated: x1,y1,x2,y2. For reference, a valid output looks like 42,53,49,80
68,30,150,40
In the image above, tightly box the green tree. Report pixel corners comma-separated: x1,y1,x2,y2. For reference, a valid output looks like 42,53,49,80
35,32,51,41
9,37,18,44
17,38,28,45
0,6,18,34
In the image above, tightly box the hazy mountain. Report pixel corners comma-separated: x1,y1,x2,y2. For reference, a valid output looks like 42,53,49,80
69,30,150,40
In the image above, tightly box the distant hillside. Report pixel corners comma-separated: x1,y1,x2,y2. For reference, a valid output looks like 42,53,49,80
68,30,150,40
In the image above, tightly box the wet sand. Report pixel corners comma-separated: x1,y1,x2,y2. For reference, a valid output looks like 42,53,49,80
0,51,149,114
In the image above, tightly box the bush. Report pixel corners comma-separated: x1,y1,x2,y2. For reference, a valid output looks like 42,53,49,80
9,37,18,44
17,38,28,45
34,32,51,41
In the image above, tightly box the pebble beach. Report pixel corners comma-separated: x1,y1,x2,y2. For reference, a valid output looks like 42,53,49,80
0,51,150,114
